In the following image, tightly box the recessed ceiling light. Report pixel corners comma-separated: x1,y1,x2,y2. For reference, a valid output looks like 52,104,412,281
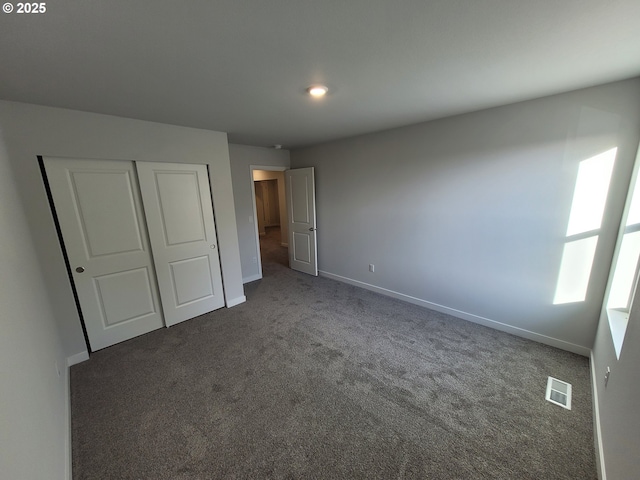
307,85,328,98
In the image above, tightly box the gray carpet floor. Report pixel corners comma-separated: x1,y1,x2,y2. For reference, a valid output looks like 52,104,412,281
71,227,596,479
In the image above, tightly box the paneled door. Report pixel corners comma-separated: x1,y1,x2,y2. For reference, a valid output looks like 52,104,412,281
286,167,318,276
136,162,225,326
44,157,165,351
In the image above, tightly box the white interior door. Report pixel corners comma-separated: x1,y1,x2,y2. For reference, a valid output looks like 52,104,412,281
137,162,225,326
286,167,318,276
44,157,165,351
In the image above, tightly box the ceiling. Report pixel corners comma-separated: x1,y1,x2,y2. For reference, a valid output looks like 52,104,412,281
1,0,639,149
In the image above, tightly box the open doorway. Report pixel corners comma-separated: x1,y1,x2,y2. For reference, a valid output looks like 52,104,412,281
251,167,288,276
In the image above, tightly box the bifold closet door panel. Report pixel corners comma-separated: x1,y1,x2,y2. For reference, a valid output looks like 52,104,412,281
44,157,165,351
136,162,225,326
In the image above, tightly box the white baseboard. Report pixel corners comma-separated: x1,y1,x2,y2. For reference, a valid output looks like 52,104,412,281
227,295,246,307
65,364,72,480
243,273,262,284
65,350,88,479
590,351,607,480
319,270,591,357
67,351,89,367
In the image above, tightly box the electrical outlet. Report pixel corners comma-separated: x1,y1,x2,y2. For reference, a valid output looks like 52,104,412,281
369,264,375,273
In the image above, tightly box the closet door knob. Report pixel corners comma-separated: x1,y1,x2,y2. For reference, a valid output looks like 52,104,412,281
210,244,216,249
76,266,85,273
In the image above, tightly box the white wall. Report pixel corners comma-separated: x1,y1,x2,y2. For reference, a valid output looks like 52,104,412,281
229,144,290,282
291,79,640,354
0,127,69,478
0,101,246,360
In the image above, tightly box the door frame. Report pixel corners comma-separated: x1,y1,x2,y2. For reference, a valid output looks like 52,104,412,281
249,165,287,281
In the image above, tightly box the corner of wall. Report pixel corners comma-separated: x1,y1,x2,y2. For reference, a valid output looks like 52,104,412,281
590,350,607,480
65,351,88,478
67,351,89,367
65,364,72,480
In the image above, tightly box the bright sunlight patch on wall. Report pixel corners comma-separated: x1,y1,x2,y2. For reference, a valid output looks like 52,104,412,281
565,148,617,236
554,237,599,304
554,148,617,305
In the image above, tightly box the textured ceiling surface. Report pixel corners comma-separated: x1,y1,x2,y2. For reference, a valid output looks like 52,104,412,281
1,0,639,148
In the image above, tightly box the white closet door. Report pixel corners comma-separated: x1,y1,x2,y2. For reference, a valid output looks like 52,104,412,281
136,162,225,326
44,157,165,351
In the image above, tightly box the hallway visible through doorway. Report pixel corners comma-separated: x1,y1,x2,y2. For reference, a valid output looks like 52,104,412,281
252,168,288,280
260,226,289,271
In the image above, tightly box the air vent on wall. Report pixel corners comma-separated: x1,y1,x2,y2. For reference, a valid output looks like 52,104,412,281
545,376,572,410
